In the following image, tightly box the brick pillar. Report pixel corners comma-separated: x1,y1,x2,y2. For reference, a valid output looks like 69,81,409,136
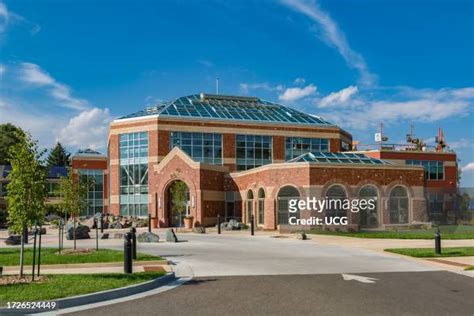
273,136,285,162
330,138,341,153
264,197,276,230
223,133,236,171
109,134,120,216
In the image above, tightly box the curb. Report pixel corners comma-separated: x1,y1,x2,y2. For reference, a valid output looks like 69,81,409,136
0,272,176,315
2,260,168,272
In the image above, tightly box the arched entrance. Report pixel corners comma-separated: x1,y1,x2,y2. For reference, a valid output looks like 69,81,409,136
166,180,190,227
277,186,300,225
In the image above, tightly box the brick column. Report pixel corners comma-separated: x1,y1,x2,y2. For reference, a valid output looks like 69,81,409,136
273,136,285,162
223,133,236,171
109,134,120,216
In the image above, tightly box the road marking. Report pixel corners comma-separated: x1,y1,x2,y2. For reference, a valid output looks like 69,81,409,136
341,274,378,284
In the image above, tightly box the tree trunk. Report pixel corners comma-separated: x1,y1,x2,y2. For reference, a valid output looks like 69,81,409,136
73,216,77,250
19,226,25,277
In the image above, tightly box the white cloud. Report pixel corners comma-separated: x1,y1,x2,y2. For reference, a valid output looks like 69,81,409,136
294,77,305,85
57,108,113,150
280,0,376,86
323,87,473,130
279,84,317,102
19,63,88,110
0,1,8,33
240,82,284,94
462,162,474,173
319,85,358,107
198,59,214,67
0,63,5,76
0,1,40,35
449,138,474,150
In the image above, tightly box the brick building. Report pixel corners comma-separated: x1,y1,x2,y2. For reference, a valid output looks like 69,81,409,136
107,93,457,230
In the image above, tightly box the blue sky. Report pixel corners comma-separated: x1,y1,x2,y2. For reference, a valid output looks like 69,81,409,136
0,0,473,185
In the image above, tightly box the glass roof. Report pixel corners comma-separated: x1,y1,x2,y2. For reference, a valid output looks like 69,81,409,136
119,93,333,126
289,152,391,165
74,149,105,157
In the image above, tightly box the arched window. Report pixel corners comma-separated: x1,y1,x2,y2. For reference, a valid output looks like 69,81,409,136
258,188,265,225
246,190,254,223
359,185,378,227
389,186,409,224
277,186,300,225
326,185,347,219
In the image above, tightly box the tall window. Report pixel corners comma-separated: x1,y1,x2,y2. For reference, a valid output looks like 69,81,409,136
359,185,378,227
236,135,272,171
277,186,300,225
406,160,444,180
170,132,222,164
119,132,149,217
428,193,444,221
246,190,254,223
258,188,265,225
285,137,329,160
389,186,409,224
79,170,104,216
326,185,347,219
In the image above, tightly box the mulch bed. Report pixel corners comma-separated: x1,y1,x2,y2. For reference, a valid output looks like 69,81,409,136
0,275,49,286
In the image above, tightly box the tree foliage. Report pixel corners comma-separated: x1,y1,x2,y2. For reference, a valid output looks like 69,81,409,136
57,168,88,219
170,181,188,215
6,131,48,233
46,142,71,168
0,123,25,165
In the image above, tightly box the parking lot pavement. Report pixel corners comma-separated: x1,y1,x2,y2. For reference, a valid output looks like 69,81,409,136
67,271,474,316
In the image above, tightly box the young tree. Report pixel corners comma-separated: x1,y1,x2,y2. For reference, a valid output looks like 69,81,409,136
6,131,47,277
46,142,71,168
0,123,25,164
58,168,88,249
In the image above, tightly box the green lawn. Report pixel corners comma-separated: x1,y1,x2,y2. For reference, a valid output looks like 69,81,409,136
385,247,474,258
465,266,474,271
308,225,474,239
0,272,165,305
0,248,162,266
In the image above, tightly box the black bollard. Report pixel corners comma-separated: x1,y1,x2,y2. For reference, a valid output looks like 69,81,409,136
130,227,137,260
31,227,37,281
217,214,221,234
58,225,62,254
100,214,104,233
250,214,255,236
95,218,99,251
37,226,42,276
435,228,441,255
124,232,133,273
148,214,152,233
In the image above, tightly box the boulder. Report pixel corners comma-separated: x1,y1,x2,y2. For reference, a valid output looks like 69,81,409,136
66,225,90,240
137,232,160,243
193,226,206,234
84,217,96,229
165,229,178,242
113,233,124,239
5,235,21,245
100,233,109,239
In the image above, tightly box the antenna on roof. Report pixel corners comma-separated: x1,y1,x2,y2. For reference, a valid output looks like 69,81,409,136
216,78,219,95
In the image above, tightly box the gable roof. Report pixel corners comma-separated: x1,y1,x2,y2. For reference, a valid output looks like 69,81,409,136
117,93,333,127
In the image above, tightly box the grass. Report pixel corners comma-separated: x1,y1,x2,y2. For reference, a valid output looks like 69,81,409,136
465,266,474,271
0,248,162,266
385,247,474,258
307,225,474,239
0,272,165,305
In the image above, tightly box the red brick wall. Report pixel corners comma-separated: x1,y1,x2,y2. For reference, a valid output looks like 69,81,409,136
273,136,285,161
108,134,120,215
158,130,170,157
